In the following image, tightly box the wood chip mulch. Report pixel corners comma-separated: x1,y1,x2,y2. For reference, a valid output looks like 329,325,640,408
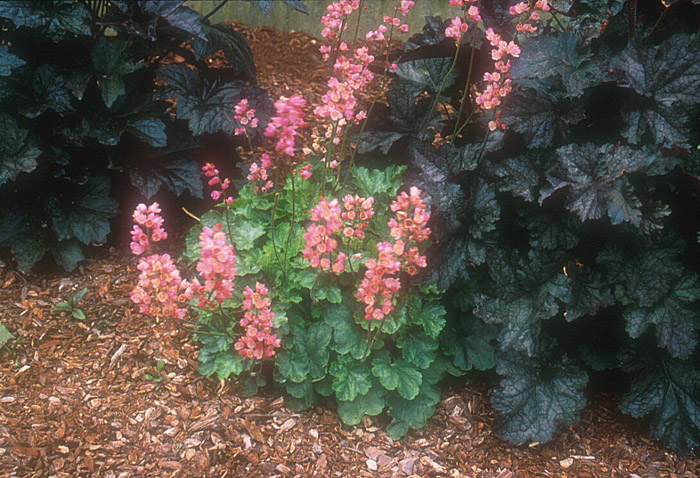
1,23,699,478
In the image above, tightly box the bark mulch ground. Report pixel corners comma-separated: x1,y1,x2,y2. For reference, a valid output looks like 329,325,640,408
1,23,699,478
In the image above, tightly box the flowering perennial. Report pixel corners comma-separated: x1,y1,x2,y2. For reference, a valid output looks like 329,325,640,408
234,282,281,360
247,153,274,194
303,197,347,273
264,95,307,157
195,224,237,308
341,194,374,240
234,98,258,136
130,202,167,255
356,188,430,321
202,162,233,204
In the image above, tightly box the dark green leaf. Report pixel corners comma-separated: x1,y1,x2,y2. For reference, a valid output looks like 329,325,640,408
541,143,648,224
20,65,73,117
52,239,85,272
394,57,457,94
91,37,142,108
323,302,367,360
397,331,438,370
492,350,588,444
194,23,256,82
127,118,167,148
129,157,203,199
620,357,700,455
50,176,118,245
0,322,12,347
0,114,41,187
565,268,614,321
614,35,700,146
0,1,92,40
0,45,25,76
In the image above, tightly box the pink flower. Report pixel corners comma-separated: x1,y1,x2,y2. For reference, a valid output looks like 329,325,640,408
195,223,237,308
264,95,307,157
202,163,233,204
130,203,168,255
130,253,191,319
234,98,258,136
445,16,468,42
235,282,280,360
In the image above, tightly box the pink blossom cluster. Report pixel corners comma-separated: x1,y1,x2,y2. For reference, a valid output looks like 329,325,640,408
130,253,193,319
510,0,550,33
202,162,233,204
195,224,237,308
341,194,374,240
234,98,258,136
366,1,414,41
356,241,403,321
356,188,430,321
303,197,347,273
247,153,274,194
130,202,167,255
475,27,520,131
445,16,469,42
314,46,375,124
264,95,307,157
388,186,431,276
449,0,477,5
234,282,281,360
319,0,362,60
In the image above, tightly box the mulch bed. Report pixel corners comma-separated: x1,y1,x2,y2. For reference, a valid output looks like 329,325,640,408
1,23,699,478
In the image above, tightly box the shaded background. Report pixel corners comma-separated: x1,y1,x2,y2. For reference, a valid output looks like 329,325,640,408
186,0,454,37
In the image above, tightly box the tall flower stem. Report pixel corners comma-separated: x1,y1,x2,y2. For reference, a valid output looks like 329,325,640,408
282,171,297,276
422,43,461,141
451,5,481,143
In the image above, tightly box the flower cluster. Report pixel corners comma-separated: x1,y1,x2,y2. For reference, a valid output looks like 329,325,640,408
202,162,233,204
319,0,362,61
356,188,430,321
264,95,307,157
303,197,347,273
130,253,192,319
445,16,469,42
341,194,374,240
234,282,281,360
234,98,258,136
510,0,551,33
129,203,191,319
366,1,414,40
388,186,431,275
247,153,274,194
195,224,237,308
130,202,167,255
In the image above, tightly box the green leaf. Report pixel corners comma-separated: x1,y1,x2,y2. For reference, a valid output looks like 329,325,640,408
565,267,614,321
337,383,386,426
277,350,310,383
386,382,441,440
492,350,588,445
322,301,367,359
0,323,12,347
0,114,41,187
541,143,649,224
620,357,700,455
372,356,423,400
351,165,407,199
442,312,498,372
330,355,372,402
50,176,118,245
129,156,202,199
397,332,438,370
232,222,266,251
411,301,447,339
0,45,25,76
72,309,86,321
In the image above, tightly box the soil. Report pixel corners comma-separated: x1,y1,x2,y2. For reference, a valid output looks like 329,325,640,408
1,23,699,478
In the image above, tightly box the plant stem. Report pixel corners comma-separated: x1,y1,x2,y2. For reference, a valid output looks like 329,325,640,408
282,171,297,276
270,191,284,271
202,0,230,22
423,43,461,141
452,15,480,142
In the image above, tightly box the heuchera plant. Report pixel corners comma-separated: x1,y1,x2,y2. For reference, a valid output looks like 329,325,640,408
355,0,700,455
128,0,700,454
